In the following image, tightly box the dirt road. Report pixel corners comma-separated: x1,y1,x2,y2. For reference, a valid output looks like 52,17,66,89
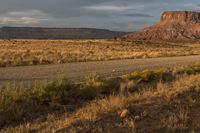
0,55,200,86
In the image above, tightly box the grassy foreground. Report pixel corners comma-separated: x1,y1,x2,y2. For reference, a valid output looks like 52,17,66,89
1,63,200,132
0,39,200,67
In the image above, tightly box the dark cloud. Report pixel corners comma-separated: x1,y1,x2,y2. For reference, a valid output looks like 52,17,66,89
123,13,153,18
0,0,198,31
0,0,174,17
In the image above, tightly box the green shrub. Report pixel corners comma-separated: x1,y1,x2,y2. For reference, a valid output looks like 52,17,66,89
0,93,14,126
13,60,29,67
194,84,200,93
123,70,164,82
38,78,73,104
85,73,101,86
0,87,37,127
100,81,112,94
80,74,113,99
0,78,74,127
80,75,101,99
80,85,100,100
186,66,200,75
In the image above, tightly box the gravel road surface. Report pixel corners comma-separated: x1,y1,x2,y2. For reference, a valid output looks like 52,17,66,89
0,55,200,86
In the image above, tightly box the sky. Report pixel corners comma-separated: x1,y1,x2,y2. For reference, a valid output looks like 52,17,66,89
0,0,199,31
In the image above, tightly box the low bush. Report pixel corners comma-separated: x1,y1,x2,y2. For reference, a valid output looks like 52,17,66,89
100,80,112,94
186,66,200,75
0,87,38,127
80,73,104,99
123,69,164,82
13,60,29,67
0,78,74,127
38,78,74,104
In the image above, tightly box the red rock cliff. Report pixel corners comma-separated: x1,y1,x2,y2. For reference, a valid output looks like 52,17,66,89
160,11,200,23
124,11,200,41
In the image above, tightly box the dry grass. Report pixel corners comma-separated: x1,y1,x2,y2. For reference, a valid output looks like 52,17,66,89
161,107,189,132
45,73,200,133
1,64,200,132
3,74,200,132
0,39,200,67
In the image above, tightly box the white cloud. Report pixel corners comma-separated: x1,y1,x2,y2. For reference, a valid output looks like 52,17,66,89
84,5,135,12
0,10,50,25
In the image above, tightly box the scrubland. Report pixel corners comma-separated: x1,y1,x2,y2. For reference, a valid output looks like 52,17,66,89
1,63,200,132
0,39,200,67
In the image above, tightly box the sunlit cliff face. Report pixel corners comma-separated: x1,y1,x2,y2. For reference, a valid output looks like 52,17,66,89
124,11,200,41
160,11,200,23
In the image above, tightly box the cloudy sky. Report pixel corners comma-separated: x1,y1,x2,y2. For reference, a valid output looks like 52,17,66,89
0,0,199,31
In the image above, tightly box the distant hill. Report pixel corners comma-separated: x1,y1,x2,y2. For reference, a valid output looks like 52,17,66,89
0,27,126,40
124,11,200,41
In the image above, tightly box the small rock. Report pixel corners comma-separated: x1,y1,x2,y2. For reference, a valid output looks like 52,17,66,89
134,115,140,120
112,69,116,72
120,109,130,118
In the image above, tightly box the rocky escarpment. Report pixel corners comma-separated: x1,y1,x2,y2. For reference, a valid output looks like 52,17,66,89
160,11,200,23
0,27,126,40
125,11,200,41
